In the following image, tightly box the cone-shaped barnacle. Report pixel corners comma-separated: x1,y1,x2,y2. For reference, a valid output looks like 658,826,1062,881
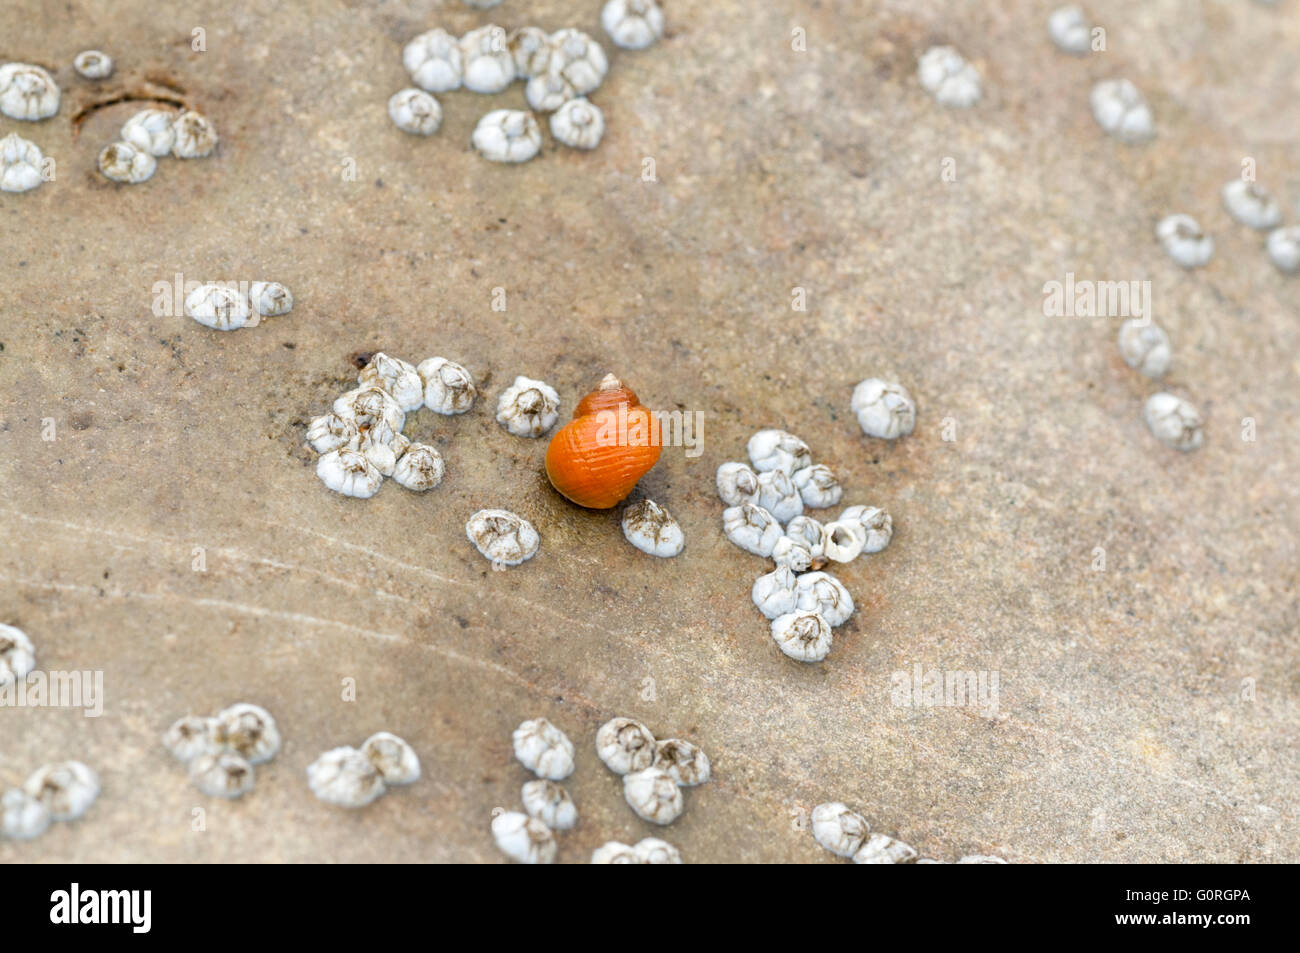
0,133,45,194
74,50,114,80
461,25,515,94
122,108,177,156
472,109,542,163
550,98,605,150
0,63,60,121
403,28,463,93
545,373,662,509
602,0,666,51
509,27,553,80
98,140,156,184
171,110,218,158
547,29,608,96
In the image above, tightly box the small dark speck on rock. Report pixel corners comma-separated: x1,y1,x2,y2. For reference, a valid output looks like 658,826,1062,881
375,179,383,188
282,342,296,349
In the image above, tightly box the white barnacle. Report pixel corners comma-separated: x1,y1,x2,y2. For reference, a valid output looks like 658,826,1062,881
512,717,575,780
249,281,293,318
171,110,218,158
956,854,1008,864
121,108,177,156
472,109,543,163
621,500,684,557
467,509,540,567
794,571,854,627
189,751,255,799
461,25,515,94
214,702,281,765
653,739,710,787
521,779,577,830
317,446,384,498
418,357,477,414
1144,392,1203,452
784,515,825,559
495,375,559,436
358,433,398,477
917,46,981,108
547,29,609,96
1222,180,1282,230
163,715,221,763
623,766,683,825
388,87,442,136
360,731,421,785
852,379,916,439
74,50,113,80
307,413,358,454
0,133,45,193
97,140,156,184
821,520,866,563
359,353,424,412
0,63,60,121
1090,79,1154,144
839,505,892,553
752,566,798,620
771,611,833,662
792,464,842,509
403,28,463,93
591,841,642,863
1,789,50,840
0,623,35,687
756,469,803,523
722,503,782,557
525,72,575,113
491,811,556,864
634,837,681,863
333,386,406,444
1266,225,1300,273
306,746,386,807
1155,214,1212,270
393,444,445,491
184,283,250,330
23,761,99,822
602,0,665,51
772,535,813,572
509,27,553,79
811,802,868,856
716,461,760,506
1047,5,1092,55
1117,319,1171,378
747,429,811,475
595,717,656,774
854,833,919,864
549,97,605,149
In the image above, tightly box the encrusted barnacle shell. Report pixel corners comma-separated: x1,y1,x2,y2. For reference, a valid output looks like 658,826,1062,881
98,140,156,184
1090,78,1154,144
1144,393,1203,452
404,28,463,92
521,779,577,830
472,109,543,163
852,379,916,439
467,509,540,567
772,611,833,662
747,429,811,475
496,375,560,436
854,833,919,864
602,0,666,51
461,25,515,94
793,464,842,509
784,515,825,559
122,108,177,156
0,623,35,687
716,461,760,506
249,281,293,318
0,133,45,193
821,520,866,563
163,714,222,763
360,731,421,785
492,810,556,864
307,746,386,807
417,357,477,414
2,789,50,839
512,717,574,780
722,503,782,557
634,837,681,863
547,29,608,95
549,97,604,149
591,841,642,863
359,353,424,412
653,739,710,786
214,702,280,765
509,26,553,79
756,469,803,523
794,571,854,627
1117,319,1171,378
811,801,869,857
0,63,60,121
621,500,684,557
623,766,683,825
189,751,255,799
317,446,383,498
917,45,981,108
596,717,656,774
172,110,218,158
839,505,892,553
24,761,100,821
393,444,444,491
388,87,442,136
333,386,406,445
184,283,250,331
752,566,798,620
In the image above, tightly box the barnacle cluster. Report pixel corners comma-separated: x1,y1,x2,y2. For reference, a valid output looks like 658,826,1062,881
162,703,281,800
809,801,1008,865
306,732,420,808
493,717,579,863
98,108,218,184
2,760,100,840
595,717,710,826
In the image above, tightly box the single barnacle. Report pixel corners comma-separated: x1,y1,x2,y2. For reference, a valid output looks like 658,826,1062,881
722,503,782,557
716,461,760,506
1155,214,1213,269
1,789,50,840
393,444,445,491
0,132,45,193
184,283,250,331
388,88,442,136
1144,392,1203,451
98,141,156,184
771,611,833,662
1222,180,1282,230
747,429,811,475
634,837,681,863
521,779,577,830
360,731,420,785
495,375,559,436
1266,226,1300,273
756,469,803,523
23,761,99,822
784,515,826,559
359,433,399,477
461,25,515,94
333,386,406,444
472,109,543,163
591,841,642,863
854,833,918,864
956,854,1009,864
525,72,575,113
549,97,605,149
852,379,916,439
917,46,981,108
214,702,280,765
509,27,553,79
248,281,293,319
811,802,869,857
417,357,477,414
752,566,798,620
1117,319,1171,378
595,717,656,774
306,746,386,807
602,0,665,51
0,623,35,687
163,715,221,763
839,505,892,553
821,520,866,563
121,109,177,157
491,811,556,864
359,353,424,412
512,717,574,780
317,447,384,498
74,50,114,80
467,509,540,567
189,751,255,799
794,571,853,626
623,766,683,825
306,413,358,454
1047,5,1092,55
1090,79,1154,144
621,500,684,557
171,110,218,158
548,30,609,95
772,535,814,572
403,29,463,93
792,464,842,509
0,63,60,121
653,739,710,786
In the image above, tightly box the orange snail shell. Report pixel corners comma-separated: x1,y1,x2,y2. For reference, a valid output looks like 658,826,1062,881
544,374,662,509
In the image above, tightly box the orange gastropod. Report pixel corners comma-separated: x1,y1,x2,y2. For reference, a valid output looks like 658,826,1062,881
545,373,662,509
